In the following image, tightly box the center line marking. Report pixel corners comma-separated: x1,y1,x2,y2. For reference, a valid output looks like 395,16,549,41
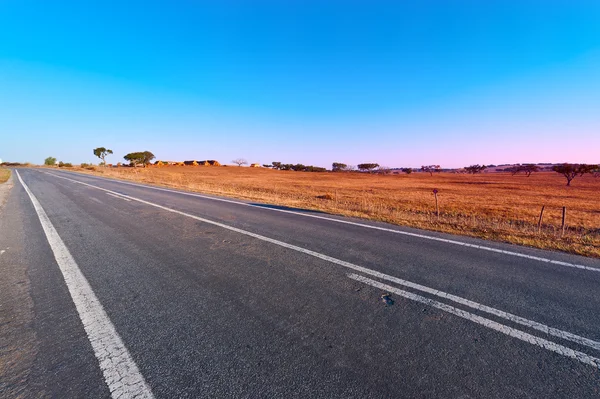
106,192,132,201
16,171,154,398
45,170,599,273
348,274,600,370
44,171,600,368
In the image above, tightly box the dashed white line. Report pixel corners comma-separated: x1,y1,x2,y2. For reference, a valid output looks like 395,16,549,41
45,170,599,273
348,273,600,369
106,192,132,202
43,171,600,368
16,170,154,399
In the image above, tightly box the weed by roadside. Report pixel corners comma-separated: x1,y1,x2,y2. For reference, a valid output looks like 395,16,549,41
0,168,11,184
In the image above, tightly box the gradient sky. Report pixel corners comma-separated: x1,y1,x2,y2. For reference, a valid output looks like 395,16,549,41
1,1,599,168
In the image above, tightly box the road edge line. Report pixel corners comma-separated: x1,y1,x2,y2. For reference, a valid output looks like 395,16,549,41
16,170,154,399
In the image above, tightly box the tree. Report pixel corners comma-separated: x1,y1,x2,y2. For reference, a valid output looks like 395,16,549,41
421,165,441,176
511,164,540,177
93,147,113,166
232,158,248,167
552,163,599,186
357,163,379,172
44,156,57,166
124,151,155,167
332,162,347,172
401,168,413,174
464,164,487,174
291,163,306,171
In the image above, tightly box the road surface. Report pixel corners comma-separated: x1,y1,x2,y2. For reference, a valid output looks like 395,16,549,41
1,168,599,398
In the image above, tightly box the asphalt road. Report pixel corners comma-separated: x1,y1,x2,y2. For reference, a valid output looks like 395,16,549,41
1,168,599,398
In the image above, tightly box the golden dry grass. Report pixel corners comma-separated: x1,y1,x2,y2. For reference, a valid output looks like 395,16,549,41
70,166,600,257
0,168,11,184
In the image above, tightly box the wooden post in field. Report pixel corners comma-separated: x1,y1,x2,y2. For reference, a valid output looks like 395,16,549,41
537,205,545,234
561,207,567,237
433,189,439,221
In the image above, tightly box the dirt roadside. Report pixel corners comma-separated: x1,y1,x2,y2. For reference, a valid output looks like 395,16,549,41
0,172,42,398
0,170,13,210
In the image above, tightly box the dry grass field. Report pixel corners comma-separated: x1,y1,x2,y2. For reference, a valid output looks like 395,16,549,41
70,166,600,257
0,168,11,184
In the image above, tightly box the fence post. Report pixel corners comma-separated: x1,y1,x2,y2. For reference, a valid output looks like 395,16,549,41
537,205,545,234
561,207,567,237
433,189,439,221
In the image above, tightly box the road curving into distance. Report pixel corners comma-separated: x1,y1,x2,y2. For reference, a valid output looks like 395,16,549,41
1,168,599,398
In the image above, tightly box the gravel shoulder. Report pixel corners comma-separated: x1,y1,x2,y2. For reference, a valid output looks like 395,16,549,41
0,170,13,211
0,172,42,398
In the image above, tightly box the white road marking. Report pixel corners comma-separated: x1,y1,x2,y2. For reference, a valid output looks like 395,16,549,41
89,197,104,205
45,170,599,273
16,171,154,399
106,192,132,202
44,171,600,367
0,249,5,255
348,273,600,369
352,268,600,352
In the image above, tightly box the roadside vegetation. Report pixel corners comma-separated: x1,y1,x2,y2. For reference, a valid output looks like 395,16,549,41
0,167,10,184
64,165,600,258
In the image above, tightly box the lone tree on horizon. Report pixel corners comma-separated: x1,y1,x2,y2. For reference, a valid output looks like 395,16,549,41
464,164,487,174
357,163,379,173
232,158,248,167
421,165,441,176
332,162,347,172
44,156,57,166
93,147,113,166
124,151,155,168
511,163,540,177
552,163,598,186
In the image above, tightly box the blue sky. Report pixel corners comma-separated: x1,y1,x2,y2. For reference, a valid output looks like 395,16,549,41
1,1,599,167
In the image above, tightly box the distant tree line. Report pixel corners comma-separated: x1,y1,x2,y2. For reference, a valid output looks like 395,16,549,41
270,162,327,172
35,150,600,189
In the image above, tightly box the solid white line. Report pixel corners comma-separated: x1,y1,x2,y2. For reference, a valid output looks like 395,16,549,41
45,170,599,273
106,192,132,202
44,171,600,360
16,171,154,399
348,273,600,369
355,267,600,352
